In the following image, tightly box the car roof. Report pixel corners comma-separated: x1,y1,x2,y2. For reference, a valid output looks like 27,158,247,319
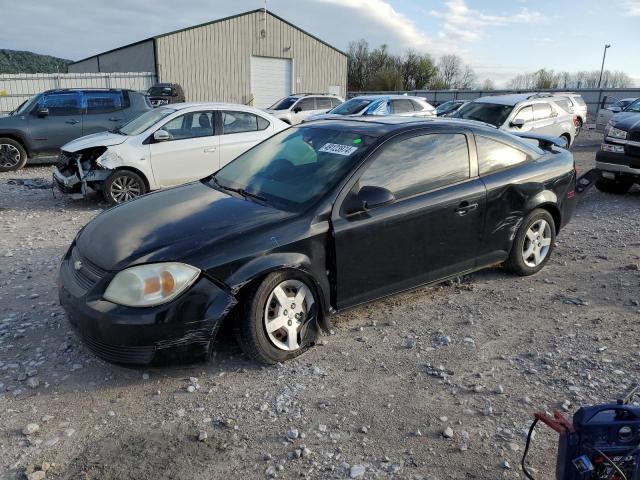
350,95,426,101
42,88,137,94
474,93,575,106
162,102,266,111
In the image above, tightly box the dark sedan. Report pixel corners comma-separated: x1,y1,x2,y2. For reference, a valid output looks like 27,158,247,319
58,118,577,365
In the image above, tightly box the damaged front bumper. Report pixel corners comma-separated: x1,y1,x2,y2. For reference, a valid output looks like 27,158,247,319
58,245,237,365
53,150,111,199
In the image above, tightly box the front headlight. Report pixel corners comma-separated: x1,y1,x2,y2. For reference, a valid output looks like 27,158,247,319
96,149,123,166
608,127,628,140
104,263,200,307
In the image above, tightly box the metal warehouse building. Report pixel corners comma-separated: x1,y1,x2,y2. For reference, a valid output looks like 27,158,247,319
68,9,347,108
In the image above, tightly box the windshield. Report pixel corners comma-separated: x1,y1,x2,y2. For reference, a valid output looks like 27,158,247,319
14,95,39,115
211,126,376,211
454,102,514,127
148,86,172,97
329,98,373,115
624,99,640,113
118,107,176,136
268,97,298,110
436,101,458,114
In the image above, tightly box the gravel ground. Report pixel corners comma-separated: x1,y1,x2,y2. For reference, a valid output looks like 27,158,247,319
0,128,639,480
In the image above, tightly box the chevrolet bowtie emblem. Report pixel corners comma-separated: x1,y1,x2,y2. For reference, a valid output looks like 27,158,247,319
73,260,83,271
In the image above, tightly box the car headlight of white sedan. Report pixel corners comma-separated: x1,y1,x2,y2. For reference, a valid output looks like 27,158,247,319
104,263,201,307
606,126,628,140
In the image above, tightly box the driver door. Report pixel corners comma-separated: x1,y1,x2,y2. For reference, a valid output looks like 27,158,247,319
27,91,83,154
332,130,486,309
149,110,220,187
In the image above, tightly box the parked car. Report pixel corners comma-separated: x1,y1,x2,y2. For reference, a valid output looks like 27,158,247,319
560,93,588,128
264,94,343,125
306,95,436,122
0,89,152,172
453,93,578,146
147,83,186,107
595,96,639,132
58,116,577,366
435,100,467,117
53,103,288,204
595,98,640,194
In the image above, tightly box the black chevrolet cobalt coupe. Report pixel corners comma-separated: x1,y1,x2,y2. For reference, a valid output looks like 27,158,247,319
59,117,577,365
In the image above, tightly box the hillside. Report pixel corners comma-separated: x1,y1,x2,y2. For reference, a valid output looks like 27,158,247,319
0,49,71,74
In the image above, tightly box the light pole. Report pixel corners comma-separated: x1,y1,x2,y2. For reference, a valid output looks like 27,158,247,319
597,44,611,88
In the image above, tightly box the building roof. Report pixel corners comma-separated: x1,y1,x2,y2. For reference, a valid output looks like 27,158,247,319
70,9,346,65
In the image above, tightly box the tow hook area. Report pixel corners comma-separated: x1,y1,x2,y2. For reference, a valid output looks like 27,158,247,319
575,168,601,195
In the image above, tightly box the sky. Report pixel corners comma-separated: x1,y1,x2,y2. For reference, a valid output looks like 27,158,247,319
1,0,639,87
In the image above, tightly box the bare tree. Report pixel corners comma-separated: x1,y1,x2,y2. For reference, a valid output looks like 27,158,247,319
436,54,463,89
480,79,495,90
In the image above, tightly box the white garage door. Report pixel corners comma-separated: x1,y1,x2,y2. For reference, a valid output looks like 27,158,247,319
250,56,293,108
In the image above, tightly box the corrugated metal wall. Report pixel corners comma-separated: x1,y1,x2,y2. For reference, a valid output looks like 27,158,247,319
69,40,156,74
155,11,347,104
0,72,156,114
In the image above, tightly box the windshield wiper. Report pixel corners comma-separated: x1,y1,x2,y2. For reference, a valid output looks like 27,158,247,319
212,176,268,203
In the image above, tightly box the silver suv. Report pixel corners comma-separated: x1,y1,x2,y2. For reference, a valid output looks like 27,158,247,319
264,94,344,125
454,93,578,146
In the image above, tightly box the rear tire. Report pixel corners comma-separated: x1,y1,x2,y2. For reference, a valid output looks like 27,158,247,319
505,209,556,276
561,133,572,149
595,176,633,195
103,170,147,205
0,138,28,172
234,271,319,364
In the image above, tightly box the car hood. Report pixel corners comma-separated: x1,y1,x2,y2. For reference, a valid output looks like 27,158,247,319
306,113,351,122
609,112,640,132
63,131,129,152
76,181,294,271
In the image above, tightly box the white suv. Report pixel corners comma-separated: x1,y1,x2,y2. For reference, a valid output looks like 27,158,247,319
53,103,288,204
264,94,343,125
454,93,578,146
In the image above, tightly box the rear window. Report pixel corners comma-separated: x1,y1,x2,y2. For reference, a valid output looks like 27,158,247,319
330,98,373,115
572,96,586,106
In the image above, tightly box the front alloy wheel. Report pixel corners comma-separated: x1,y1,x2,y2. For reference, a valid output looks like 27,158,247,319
103,170,147,205
0,138,28,172
236,271,319,364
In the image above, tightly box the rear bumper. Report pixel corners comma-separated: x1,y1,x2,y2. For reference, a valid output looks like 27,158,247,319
58,245,237,365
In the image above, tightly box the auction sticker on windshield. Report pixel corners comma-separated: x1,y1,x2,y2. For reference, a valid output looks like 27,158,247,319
319,143,358,156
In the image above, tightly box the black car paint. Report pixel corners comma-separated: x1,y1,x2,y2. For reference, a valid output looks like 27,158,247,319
597,112,640,174
59,118,577,365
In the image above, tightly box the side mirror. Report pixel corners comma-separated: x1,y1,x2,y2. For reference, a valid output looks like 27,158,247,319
37,107,49,118
293,106,302,113
511,118,525,128
153,129,172,142
344,185,395,214
609,106,622,113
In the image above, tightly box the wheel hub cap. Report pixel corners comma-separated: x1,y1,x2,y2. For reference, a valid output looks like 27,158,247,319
264,279,315,351
111,176,142,203
522,219,552,268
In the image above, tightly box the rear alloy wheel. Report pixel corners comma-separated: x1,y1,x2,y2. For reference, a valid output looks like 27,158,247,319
103,170,147,205
0,138,28,172
505,209,556,276
595,176,634,195
235,271,319,364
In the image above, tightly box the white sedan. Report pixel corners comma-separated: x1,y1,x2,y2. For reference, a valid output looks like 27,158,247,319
53,103,288,204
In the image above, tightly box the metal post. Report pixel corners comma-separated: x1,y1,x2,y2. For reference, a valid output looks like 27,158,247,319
597,44,611,89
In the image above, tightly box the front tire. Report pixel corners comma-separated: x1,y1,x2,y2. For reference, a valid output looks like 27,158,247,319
235,271,319,364
595,176,633,195
505,209,556,276
103,170,147,205
0,138,28,172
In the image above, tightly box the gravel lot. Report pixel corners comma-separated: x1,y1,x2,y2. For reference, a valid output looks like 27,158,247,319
1,128,639,480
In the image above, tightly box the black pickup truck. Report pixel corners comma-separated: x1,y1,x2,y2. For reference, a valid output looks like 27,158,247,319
596,99,640,194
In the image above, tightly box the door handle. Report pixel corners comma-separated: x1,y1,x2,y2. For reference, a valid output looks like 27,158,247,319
108,117,122,122
455,201,479,216
65,119,80,125
204,147,217,153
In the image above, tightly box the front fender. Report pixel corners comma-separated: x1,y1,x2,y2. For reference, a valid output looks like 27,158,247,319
224,252,332,332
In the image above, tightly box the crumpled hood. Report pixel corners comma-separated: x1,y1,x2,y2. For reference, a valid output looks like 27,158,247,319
76,181,294,271
609,112,640,132
62,131,128,152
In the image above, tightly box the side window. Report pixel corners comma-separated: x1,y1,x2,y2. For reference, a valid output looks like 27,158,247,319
222,111,266,134
476,136,532,175
360,133,470,200
296,98,316,111
316,97,332,110
513,106,533,123
391,99,415,114
410,100,425,111
330,98,341,108
533,103,553,120
161,111,214,140
37,92,81,116
84,91,128,114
